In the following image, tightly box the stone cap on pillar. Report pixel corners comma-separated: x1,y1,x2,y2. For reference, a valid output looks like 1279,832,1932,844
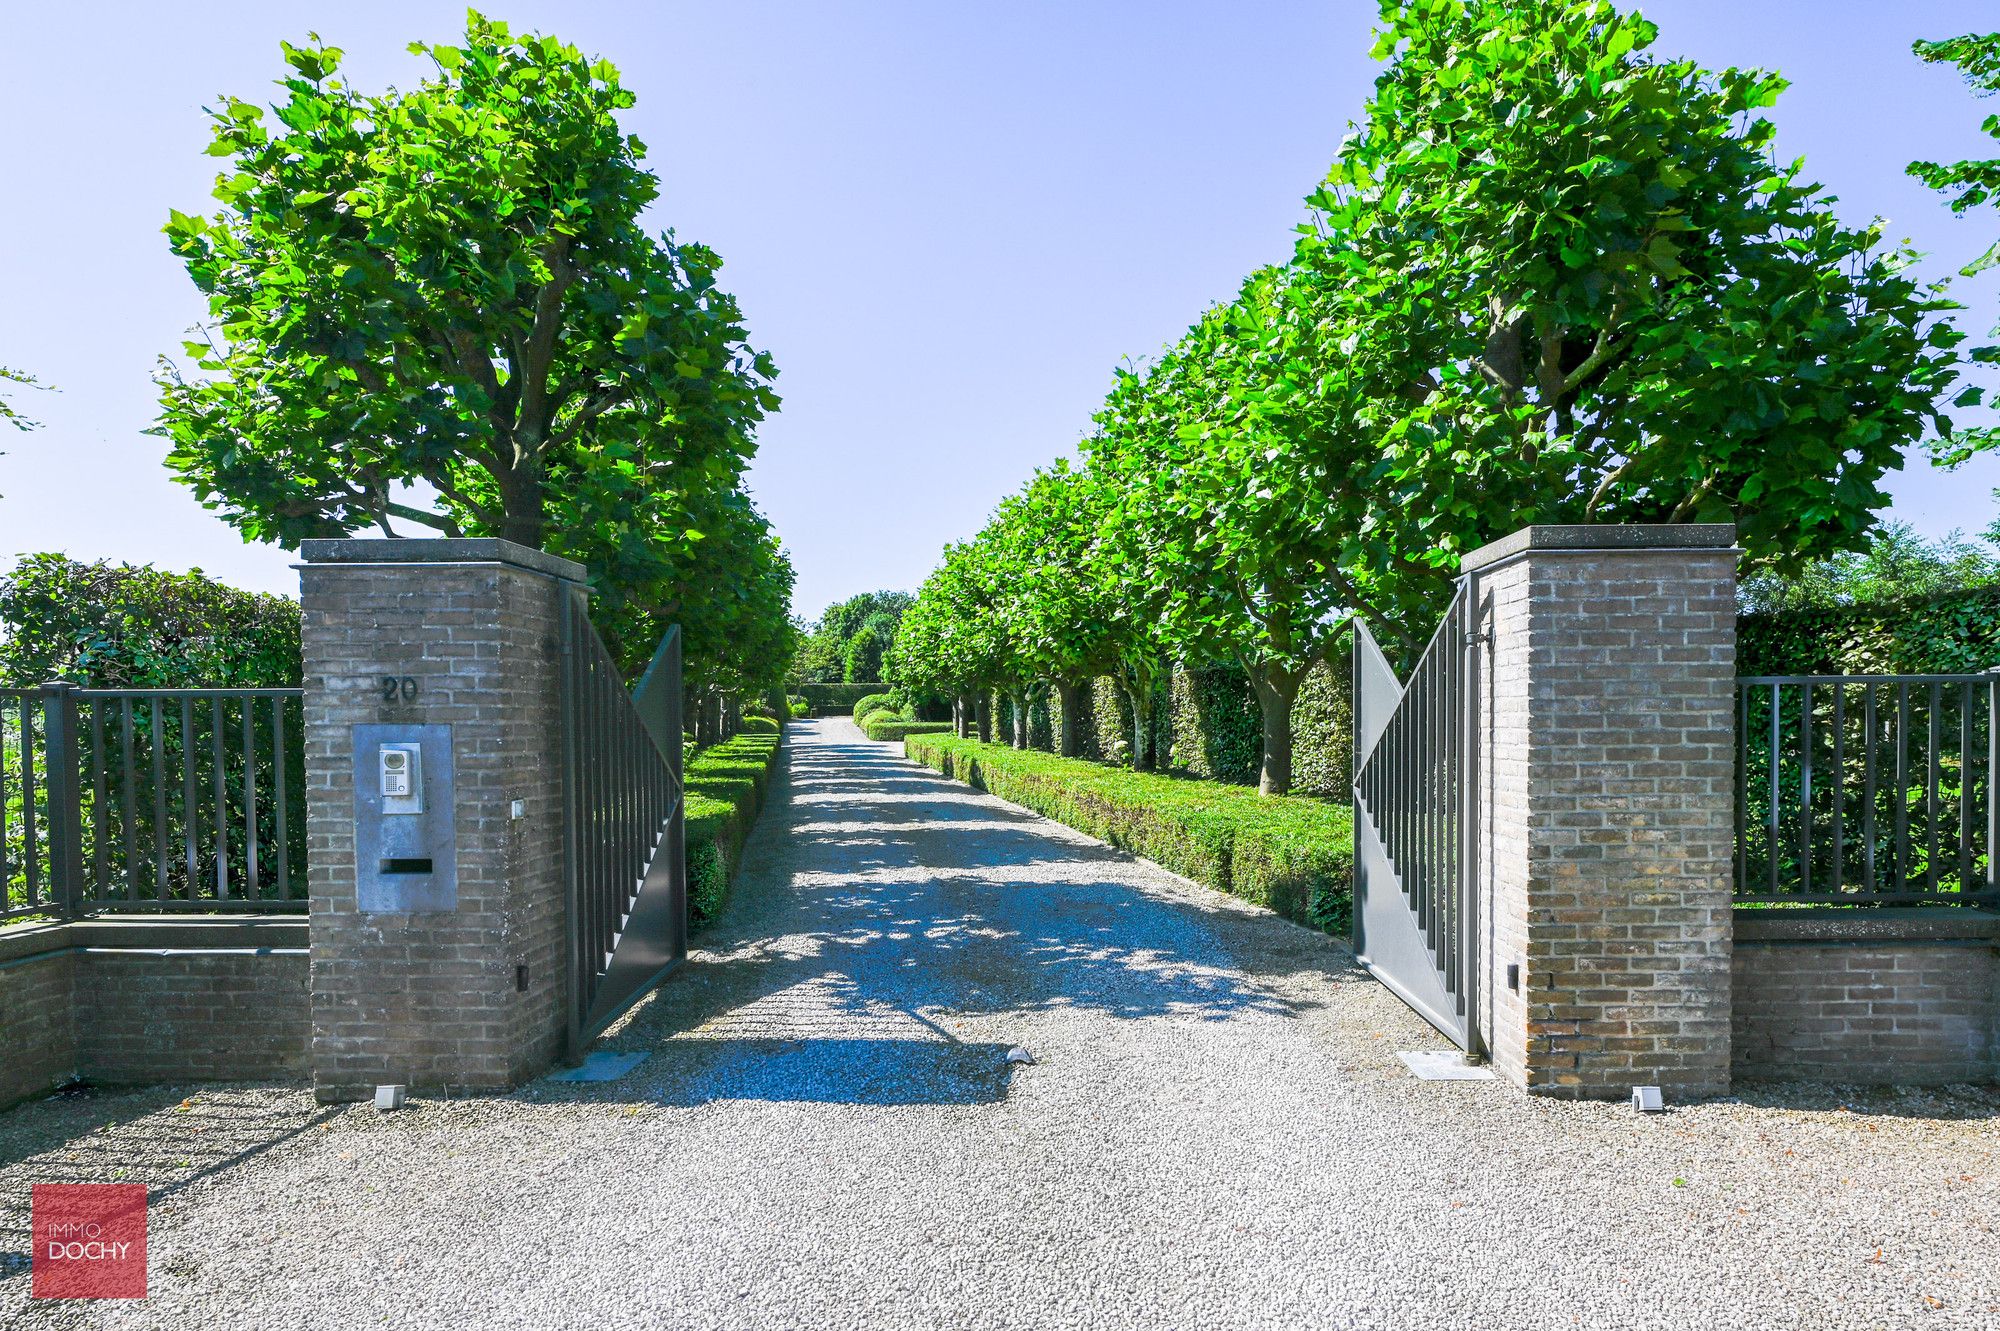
1458,523,1738,574
297,537,586,583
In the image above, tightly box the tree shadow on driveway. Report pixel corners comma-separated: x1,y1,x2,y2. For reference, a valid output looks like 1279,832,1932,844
557,721,1362,1110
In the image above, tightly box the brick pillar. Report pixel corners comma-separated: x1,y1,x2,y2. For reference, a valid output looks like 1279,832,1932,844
1465,525,1738,1099
300,538,577,1102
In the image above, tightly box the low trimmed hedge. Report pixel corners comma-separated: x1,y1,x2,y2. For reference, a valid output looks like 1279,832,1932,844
684,725,784,928
865,717,953,742
905,733,1354,933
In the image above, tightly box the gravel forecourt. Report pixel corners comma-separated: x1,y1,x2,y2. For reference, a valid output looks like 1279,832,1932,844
2,717,1997,1330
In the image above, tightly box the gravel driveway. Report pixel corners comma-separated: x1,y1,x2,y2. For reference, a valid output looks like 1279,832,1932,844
3,717,1997,1330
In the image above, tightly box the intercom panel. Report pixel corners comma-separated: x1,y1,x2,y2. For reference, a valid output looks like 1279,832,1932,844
351,724,457,913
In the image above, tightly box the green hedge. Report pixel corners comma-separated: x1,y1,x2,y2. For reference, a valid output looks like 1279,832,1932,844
865,717,952,742
1740,585,2000,676
994,692,1054,750
852,691,898,723
796,682,886,716
905,733,1354,933
684,726,784,929
1168,664,1262,784
1289,654,1353,800
0,553,301,688
985,653,1352,797
1163,655,1352,797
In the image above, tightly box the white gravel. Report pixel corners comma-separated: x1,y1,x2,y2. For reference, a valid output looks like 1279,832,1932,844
3,716,1996,1329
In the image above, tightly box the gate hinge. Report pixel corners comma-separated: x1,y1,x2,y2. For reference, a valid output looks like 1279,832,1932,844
1465,630,1493,646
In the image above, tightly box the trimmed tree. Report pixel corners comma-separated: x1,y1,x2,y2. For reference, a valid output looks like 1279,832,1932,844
891,541,1013,743
1089,265,1374,794
984,462,1129,758
155,13,778,608
1300,0,1967,609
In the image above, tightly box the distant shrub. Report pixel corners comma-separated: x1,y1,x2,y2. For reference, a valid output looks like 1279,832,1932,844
852,692,897,723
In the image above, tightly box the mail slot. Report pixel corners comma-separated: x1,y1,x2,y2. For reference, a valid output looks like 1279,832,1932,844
352,724,457,912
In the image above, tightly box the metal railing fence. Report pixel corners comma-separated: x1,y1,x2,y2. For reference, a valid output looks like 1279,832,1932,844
3,684,306,925
1736,674,1999,905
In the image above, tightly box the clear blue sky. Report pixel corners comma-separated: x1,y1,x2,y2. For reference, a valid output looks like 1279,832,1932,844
3,2,1997,620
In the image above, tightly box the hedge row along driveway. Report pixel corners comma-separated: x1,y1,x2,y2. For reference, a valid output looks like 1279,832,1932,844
685,717,786,928
903,731,1354,934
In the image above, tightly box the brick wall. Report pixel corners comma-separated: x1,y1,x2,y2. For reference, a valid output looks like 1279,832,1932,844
0,933,78,1109
300,538,573,1102
1467,525,1738,1099
1734,910,1999,1085
0,917,307,1109
76,949,308,1083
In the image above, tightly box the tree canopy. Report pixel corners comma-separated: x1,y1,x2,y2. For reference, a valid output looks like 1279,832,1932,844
896,0,1981,795
0,366,44,432
0,365,48,498
793,591,912,684
887,547,1010,711
155,12,791,693
1911,29,2000,458
1911,31,2000,269
159,14,776,555
1305,0,1964,605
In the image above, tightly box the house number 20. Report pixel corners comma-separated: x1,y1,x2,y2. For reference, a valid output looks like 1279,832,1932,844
382,676,419,702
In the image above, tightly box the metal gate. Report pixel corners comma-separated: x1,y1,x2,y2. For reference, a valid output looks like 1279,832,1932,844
558,587,688,1055
1352,580,1481,1052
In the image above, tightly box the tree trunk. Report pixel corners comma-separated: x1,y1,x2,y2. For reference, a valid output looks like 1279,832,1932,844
1247,664,1301,796
1010,692,1029,749
976,695,992,743
1055,680,1082,758
496,468,546,548
1123,680,1154,771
